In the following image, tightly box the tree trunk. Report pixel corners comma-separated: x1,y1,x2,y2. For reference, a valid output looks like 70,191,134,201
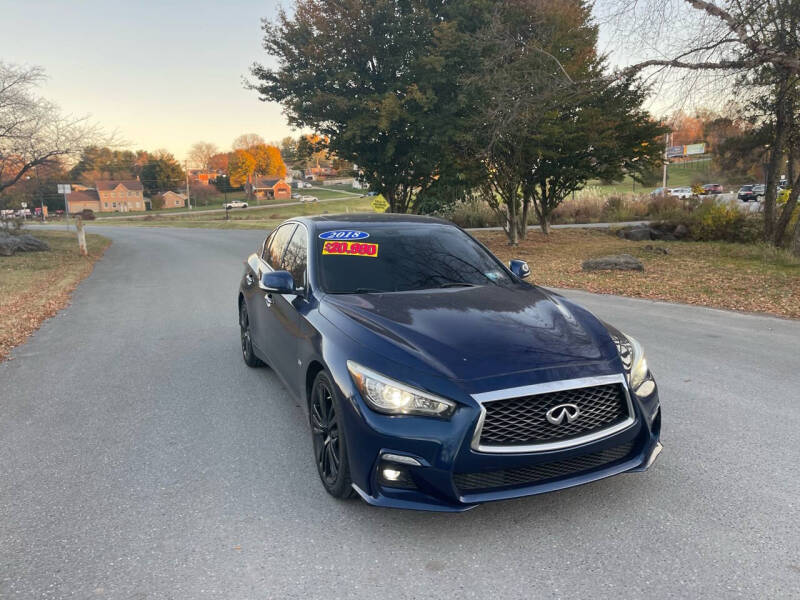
538,182,552,235
774,172,800,246
792,216,800,257
507,193,518,246
385,187,396,213
518,189,531,241
764,77,790,242
539,213,551,234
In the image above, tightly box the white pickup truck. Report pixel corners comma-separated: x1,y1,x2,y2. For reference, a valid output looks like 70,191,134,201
224,200,248,209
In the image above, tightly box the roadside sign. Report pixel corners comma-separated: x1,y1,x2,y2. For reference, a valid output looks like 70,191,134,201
20,202,27,208
371,194,389,213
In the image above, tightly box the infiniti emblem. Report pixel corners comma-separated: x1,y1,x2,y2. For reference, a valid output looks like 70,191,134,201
545,403,580,425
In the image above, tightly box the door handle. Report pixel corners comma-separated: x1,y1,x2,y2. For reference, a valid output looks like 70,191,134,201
265,293,273,307
246,273,254,285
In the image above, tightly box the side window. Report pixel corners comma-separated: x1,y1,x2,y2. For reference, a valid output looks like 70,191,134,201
265,224,296,270
281,226,308,288
260,231,275,261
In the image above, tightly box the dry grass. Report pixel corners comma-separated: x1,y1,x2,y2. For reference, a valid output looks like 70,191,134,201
0,230,111,361
476,229,800,319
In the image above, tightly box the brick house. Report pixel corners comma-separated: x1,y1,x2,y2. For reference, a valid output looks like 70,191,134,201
189,169,221,185
247,177,292,200
161,191,187,208
95,180,145,212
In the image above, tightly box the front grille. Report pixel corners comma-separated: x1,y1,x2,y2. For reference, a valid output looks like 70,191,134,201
479,383,629,447
454,442,634,492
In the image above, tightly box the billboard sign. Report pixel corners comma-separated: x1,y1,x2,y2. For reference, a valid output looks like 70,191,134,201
685,143,706,156
667,145,684,158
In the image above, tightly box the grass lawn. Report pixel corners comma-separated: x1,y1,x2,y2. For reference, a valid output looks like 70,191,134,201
476,228,800,319
0,230,111,361
96,196,376,229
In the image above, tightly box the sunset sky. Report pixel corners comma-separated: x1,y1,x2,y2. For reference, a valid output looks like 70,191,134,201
1,1,680,162
1,0,290,160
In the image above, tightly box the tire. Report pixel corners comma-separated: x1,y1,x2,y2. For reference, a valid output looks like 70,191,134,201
239,301,263,368
309,371,354,499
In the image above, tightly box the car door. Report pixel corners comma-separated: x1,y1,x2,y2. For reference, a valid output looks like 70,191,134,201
265,223,308,397
251,223,296,369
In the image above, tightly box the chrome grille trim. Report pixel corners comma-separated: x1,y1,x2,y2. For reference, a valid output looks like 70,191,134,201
470,374,635,453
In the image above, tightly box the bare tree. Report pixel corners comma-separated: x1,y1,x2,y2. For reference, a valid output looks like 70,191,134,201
188,141,219,171
0,62,105,194
232,133,265,151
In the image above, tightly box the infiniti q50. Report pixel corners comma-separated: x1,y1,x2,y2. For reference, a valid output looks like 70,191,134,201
237,214,662,511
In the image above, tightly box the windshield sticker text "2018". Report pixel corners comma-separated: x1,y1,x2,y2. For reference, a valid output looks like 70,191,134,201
318,230,369,240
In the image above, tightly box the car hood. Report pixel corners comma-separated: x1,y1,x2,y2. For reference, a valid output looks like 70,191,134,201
320,285,618,382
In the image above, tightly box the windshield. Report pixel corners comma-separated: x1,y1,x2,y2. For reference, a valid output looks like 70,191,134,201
316,223,515,293
740,185,753,191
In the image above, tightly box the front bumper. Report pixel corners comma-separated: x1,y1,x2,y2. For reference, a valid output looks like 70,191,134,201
341,382,662,512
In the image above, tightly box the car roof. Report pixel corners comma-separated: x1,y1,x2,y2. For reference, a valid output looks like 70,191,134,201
292,212,454,231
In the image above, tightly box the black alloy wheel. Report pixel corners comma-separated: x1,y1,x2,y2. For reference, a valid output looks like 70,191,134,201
239,302,263,367
310,372,353,498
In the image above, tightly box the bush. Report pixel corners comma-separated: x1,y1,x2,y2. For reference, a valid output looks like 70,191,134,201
552,191,604,223
440,197,500,228
647,194,682,217
655,201,763,244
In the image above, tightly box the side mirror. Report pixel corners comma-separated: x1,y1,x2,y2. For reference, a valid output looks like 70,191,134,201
260,270,295,294
509,259,531,280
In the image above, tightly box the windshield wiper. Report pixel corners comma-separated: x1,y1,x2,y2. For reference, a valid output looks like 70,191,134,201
352,287,385,294
438,282,477,288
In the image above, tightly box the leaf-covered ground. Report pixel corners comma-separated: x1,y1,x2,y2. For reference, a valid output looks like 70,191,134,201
477,229,800,319
0,230,111,361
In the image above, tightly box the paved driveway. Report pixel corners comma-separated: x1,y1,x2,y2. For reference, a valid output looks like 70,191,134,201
1,226,798,599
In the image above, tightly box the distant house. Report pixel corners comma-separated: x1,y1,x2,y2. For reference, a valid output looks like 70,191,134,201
66,189,102,214
247,177,292,200
161,191,187,208
95,180,145,212
189,169,221,185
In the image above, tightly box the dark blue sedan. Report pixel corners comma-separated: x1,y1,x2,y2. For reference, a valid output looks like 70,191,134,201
238,214,662,511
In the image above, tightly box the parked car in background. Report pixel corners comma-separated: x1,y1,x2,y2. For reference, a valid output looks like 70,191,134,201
737,185,759,202
669,187,692,199
649,187,668,197
224,200,249,209
702,183,724,194
752,184,765,200
299,195,318,203
292,193,302,199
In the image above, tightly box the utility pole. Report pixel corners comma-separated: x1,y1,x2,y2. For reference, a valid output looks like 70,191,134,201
185,160,191,210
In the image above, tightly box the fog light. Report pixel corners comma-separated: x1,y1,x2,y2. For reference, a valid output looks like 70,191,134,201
378,462,417,489
383,467,402,481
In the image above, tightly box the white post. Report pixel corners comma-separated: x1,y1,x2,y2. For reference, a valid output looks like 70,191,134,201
76,216,87,256
662,133,670,190
64,192,70,230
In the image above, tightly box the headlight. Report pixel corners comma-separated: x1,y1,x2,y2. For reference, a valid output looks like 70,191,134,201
613,333,653,395
346,361,456,417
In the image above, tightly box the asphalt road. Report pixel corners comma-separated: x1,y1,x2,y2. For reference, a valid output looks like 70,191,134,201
2,226,798,599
